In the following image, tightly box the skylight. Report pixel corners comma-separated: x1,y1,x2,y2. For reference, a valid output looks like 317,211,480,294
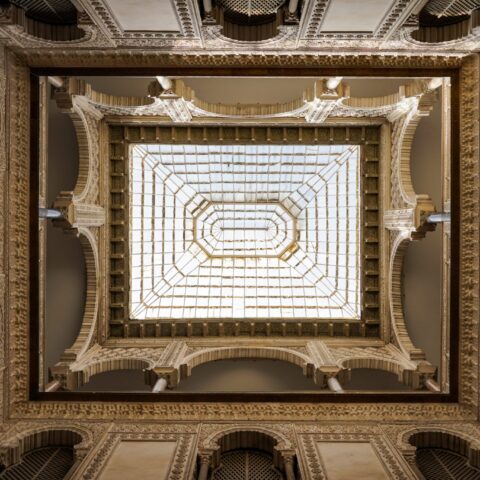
129,143,360,320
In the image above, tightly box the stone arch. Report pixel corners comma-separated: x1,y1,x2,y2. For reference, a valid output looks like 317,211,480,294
340,357,408,384
390,91,436,212
180,347,313,380
78,358,152,388
61,227,99,360
54,84,102,205
2,4,88,44
200,425,295,476
202,426,292,452
0,425,92,468
389,233,426,361
399,427,480,470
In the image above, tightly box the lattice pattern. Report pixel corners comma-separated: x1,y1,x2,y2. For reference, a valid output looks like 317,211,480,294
424,0,480,18
0,447,74,480
129,144,360,321
213,450,282,480
10,0,78,24
218,0,286,17
416,448,480,480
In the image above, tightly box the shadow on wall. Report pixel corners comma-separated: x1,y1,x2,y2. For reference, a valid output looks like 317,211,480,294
45,94,85,377
404,96,442,369
76,360,323,392
343,368,411,391
175,359,322,392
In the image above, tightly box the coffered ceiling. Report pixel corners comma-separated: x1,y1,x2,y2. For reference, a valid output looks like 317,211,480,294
2,0,479,52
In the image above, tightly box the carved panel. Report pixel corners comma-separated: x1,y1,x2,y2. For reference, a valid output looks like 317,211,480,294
78,430,196,479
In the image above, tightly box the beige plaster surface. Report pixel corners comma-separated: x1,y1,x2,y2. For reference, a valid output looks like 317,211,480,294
321,0,395,32
99,441,177,480
104,0,180,31
317,442,389,480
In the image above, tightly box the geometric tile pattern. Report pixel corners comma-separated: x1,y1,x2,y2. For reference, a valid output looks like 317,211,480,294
129,144,360,320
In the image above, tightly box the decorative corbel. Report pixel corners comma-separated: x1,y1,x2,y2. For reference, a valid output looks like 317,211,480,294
304,79,349,123
53,191,105,231
148,78,192,122
305,341,348,389
384,195,436,240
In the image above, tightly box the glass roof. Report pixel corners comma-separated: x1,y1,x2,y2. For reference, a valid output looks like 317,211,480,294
129,143,360,320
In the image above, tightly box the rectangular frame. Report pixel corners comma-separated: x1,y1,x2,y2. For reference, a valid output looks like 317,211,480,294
2,51,475,417
108,125,380,339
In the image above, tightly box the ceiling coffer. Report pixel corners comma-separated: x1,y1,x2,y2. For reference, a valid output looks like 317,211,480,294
200,0,299,41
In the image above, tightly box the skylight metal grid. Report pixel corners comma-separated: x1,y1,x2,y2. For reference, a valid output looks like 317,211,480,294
129,143,360,321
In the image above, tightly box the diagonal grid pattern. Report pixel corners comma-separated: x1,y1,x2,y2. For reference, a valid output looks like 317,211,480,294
129,143,360,320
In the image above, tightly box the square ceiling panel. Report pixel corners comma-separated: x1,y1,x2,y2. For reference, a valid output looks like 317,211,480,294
129,144,361,321
320,0,396,32
105,0,181,31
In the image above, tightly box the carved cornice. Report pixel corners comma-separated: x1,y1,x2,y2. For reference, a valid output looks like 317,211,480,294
458,54,480,412
22,51,465,69
1,50,479,423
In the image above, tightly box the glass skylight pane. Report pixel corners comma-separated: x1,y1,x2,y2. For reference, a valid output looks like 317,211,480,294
129,143,361,321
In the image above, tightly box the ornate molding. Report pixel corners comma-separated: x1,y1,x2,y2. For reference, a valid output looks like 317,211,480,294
1,50,478,423
458,54,480,412
297,430,417,479
199,423,294,451
300,0,422,40
78,430,196,479
76,0,200,41
22,51,465,69
0,421,105,467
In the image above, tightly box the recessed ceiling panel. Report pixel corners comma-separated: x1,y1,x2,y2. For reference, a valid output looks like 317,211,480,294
320,0,396,32
129,144,361,321
105,0,180,31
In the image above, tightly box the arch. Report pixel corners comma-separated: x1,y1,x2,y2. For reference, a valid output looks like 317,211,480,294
203,426,292,452
3,4,87,44
0,426,91,468
400,428,480,470
180,347,313,380
389,232,426,361
340,357,407,381
69,100,100,203
61,227,99,360
54,85,102,204
79,358,152,387
201,426,294,474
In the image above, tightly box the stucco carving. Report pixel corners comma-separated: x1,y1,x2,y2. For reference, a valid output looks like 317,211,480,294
458,54,480,412
0,48,478,423
297,430,417,479
78,430,196,480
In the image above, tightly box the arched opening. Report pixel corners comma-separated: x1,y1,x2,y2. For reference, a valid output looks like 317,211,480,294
411,7,479,43
213,450,282,480
343,368,411,391
0,429,83,478
199,430,297,480
8,1,85,41
405,93,443,369
76,369,152,392
176,359,320,392
0,446,75,479
74,359,152,390
199,0,296,42
409,431,480,479
45,93,84,383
